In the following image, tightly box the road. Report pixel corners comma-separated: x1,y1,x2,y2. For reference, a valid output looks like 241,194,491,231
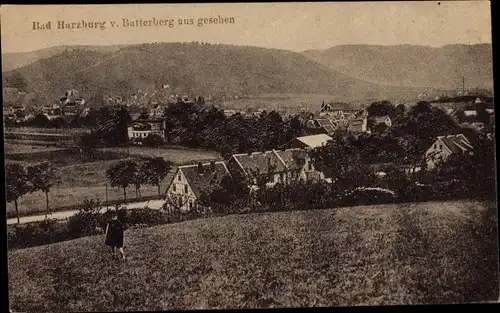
6,199,165,225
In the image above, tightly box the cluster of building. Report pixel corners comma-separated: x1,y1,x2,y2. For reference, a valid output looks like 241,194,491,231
165,134,332,211
300,101,391,135
162,126,488,212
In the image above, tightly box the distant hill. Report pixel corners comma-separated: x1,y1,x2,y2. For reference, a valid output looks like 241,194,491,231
2,45,127,72
302,44,493,90
3,42,438,103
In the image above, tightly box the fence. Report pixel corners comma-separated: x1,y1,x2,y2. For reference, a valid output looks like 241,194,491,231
4,127,92,135
6,194,164,219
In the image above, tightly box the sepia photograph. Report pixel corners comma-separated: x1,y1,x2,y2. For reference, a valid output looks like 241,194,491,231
2,2,498,312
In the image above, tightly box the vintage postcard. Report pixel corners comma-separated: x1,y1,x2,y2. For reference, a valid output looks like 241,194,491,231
2,2,498,311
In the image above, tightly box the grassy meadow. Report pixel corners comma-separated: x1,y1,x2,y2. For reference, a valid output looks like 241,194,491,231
5,143,221,217
97,146,222,165
8,200,498,311
218,93,423,113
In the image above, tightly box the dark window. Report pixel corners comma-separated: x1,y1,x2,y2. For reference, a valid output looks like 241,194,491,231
173,184,176,192
178,174,181,181
184,185,188,194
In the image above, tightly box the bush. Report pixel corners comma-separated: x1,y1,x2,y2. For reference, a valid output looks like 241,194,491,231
8,219,66,250
67,211,101,239
122,208,171,226
336,188,397,207
142,134,164,147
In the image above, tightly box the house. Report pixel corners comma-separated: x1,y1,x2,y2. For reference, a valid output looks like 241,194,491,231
347,117,368,133
127,118,166,142
164,161,229,212
424,134,474,169
226,148,328,189
226,150,286,189
281,134,333,150
464,110,477,117
62,103,79,116
149,104,165,119
273,148,327,183
306,118,337,135
372,115,392,127
223,109,238,117
4,105,25,116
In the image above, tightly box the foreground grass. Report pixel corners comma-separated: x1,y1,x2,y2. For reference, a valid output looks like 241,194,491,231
8,200,499,311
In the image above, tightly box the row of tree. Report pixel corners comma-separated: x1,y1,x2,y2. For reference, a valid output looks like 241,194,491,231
6,162,57,224
6,156,172,224
105,157,172,201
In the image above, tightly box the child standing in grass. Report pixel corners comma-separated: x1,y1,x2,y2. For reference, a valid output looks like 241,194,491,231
105,212,126,260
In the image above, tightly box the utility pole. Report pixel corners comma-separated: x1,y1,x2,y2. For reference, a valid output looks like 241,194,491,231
462,76,465,95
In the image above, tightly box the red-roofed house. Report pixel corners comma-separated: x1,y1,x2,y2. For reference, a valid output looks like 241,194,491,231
424,134,474,169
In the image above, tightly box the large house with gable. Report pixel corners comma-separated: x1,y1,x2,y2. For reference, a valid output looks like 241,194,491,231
164,161,230,212
424,134,474,169
127,118,166,143
226,148,328,190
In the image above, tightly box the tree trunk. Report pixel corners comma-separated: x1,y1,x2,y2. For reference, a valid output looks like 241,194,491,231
135,187,139,199
45,191,50,218
15,199,20,224
123,187,127,201
157,184,161,196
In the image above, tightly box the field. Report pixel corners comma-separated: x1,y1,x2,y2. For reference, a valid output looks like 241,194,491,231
98,146,222,165
220,93,367,113
218,93,424,114
8,200,498,311
5,143,221,217
4,143,68,154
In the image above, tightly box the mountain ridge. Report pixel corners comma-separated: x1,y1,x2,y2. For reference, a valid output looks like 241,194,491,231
301,43,493,90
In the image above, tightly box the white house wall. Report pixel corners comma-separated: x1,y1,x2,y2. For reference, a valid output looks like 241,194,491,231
425,139,451,170
165,169,198,212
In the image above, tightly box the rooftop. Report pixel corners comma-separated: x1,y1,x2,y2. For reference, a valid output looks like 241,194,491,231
437,134,474,154
178,161,229,198
295,134,333,148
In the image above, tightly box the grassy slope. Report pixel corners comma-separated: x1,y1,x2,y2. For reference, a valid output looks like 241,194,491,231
8,200,499,311
5,145,220,216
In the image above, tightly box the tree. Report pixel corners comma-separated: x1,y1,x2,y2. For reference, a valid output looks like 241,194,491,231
132,169,145,199
367,101,397,118
106,160,138,201
94,106,131,146
142,134,164,147
26,162,57,217
6,163,29,224
310,137,376,195
140,157,172,195
26,114,50,128
4,71,28,91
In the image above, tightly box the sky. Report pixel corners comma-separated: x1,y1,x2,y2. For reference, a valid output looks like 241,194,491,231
0,2,492,54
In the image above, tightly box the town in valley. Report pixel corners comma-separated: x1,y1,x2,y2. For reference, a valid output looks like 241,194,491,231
3,2,498,312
